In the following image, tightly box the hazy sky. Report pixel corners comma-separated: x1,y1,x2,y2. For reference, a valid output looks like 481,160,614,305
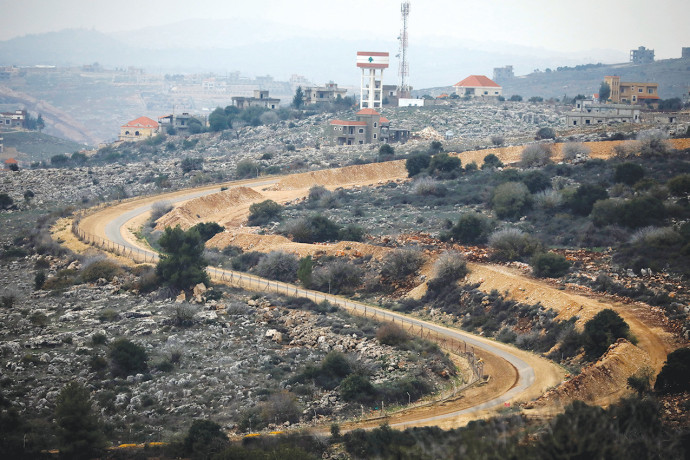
2,0,689,58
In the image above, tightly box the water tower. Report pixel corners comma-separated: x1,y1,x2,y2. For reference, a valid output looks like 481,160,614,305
357,51,389,109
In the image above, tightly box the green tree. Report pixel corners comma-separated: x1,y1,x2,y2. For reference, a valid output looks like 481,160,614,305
428,153,461,176
180,157,203,173
109,338,148,377
582,309,630,360
297,255,313,287
599,81,611,102
614,162,644,185
208,107,229,132
654,347,690,393
405,153,431,177
531,252,571,278
183,419,229,458
191,222,224,242
54,382,105,459
0,193,14,210
447,212,493,244
536,127,556,140
293,86,305,109
491,182,532,219
509,95,522,102
667,173,690,196
36,114,45,131
378,143,394,157
482,153,503,169
248,200,282,226
156,226,209,290
566,183,608,216
22,189,34,202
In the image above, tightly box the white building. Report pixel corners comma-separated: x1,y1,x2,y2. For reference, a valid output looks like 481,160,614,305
566,100,640,127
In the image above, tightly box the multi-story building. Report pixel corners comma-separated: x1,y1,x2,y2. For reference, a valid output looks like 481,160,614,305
566,99,640,127
231,90,280,109
493,65,514,83
158,112,194,134
630,46,655,64
303,83,348,105
327,109,409,146
453,75,502,98
0,110,26,129
119,116,159,142
604,76,660,105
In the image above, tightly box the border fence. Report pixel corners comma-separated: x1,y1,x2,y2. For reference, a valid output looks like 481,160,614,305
71,217,484,385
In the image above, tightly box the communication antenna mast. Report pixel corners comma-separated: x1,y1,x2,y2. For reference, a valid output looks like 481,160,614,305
397,1,411,99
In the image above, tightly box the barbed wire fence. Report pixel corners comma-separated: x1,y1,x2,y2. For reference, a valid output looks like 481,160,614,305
71,217,484,395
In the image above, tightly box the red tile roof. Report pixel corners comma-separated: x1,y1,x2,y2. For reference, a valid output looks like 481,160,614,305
379,116,390,123
122,116,158,129
4,158,18,164
453,75,501,88
330,120,367,126
356,108,380,116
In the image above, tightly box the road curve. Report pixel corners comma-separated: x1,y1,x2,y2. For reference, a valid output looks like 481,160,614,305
77,178,556,427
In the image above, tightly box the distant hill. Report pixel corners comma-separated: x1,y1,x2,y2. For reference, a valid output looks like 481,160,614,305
1,131,87,164
0,27,627,88
418,58,690,100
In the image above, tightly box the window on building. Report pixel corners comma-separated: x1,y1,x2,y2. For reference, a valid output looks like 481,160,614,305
638,88,643,93
573,121,577,125
585,120,590,125
374,134,377,139
648,88,654,94
125,130,130,135
135,131,140,135
358,128,364,133
374,122,377,128
484,91,488,95
359,140,364,144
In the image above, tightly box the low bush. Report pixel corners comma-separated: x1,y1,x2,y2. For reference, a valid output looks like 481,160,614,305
490,135,505,146
561,142,590,162
412,177,446,196
191,222,224,242
311,261,362,294
482,153,503,169
521,170,551,193
283,215,341,243
536,127,556,140
581,309,631,360
340,374,376,402
491,182,532,220
109,338,148,377
380,249,425,282
150,201,173,222
637,129,671,156
566,183,608,216
654,347,690,394
614,162,645,186
405,153,431,177
80,258,123,283
488,228,542,262
254,251,299,282
338,224,365,242
445,212,493,244
432,251,469,283
667,173,690,197
521,144,552,167
376,323,411,346
531,252,571,278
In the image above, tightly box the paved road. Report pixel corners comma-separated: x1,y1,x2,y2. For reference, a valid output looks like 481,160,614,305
96,179,537,426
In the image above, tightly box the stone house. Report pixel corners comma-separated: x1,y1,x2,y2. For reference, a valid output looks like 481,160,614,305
119,116,159,142
158,112,194,134
303,83,348,105
453,75,502,98
566,99,640,127
231,90,280,110
0,110,27,129
327,109,409,145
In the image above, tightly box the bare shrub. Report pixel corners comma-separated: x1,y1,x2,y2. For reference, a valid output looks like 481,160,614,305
521,144,553,167
561,142,590,163
170,303,198,327
312,261,362,294
381,249,425,281
432,251,469,282
488,228,542,261
259,391,301,425
613,142,637,158
80,257,123,283
376,323,411,346
490,135,505,146
254,251,299,282
150,201,173,223
308,185,330,202
637,129,671,156
534,189,563,209
491,182,532,219
225,302,252,316
629,227,682,246
412,177,445,196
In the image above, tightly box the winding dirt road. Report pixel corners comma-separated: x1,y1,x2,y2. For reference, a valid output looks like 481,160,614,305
57,138,685,429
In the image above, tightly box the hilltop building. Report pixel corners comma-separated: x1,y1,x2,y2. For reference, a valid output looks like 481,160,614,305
119,116,159,142
493,65,514,83
303,83,348,105
158,112,193,134
630,46,654,64
453,75,502,98
683,47,690,59
231,90,280,110
1,110,27,129
566,99,640,127
604,76,660,105
327,108,409,146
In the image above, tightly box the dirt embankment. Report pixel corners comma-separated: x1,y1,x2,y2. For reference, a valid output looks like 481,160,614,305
273,161,408,190
454,138,690,166
155,187,264,231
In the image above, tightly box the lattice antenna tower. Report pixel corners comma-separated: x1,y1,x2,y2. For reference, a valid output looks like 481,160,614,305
397,1,411,98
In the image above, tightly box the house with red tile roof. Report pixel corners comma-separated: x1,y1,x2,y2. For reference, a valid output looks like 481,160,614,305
119,116,159,142
453,75,502,98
